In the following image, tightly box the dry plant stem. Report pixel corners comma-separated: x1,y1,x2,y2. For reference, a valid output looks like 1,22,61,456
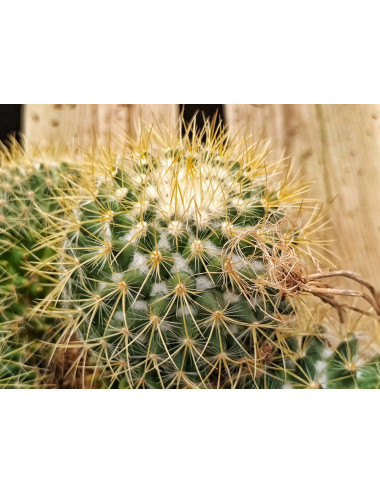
303,272,380,322
224,229,380,321
290,272,380,320
301,276,380,320
308,270,380,313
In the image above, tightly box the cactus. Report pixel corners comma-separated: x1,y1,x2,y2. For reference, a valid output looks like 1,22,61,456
3,123,380,389
0,330,44,388
0,140,83,387
273,302,380,389
32,120,372,389
275,333,380,389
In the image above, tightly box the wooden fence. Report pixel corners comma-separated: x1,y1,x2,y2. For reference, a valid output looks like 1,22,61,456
225,105,380,288
22,104,178,147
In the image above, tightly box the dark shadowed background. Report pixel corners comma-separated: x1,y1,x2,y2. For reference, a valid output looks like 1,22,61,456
0,105,224,144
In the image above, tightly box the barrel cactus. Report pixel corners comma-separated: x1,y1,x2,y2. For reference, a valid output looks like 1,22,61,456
270,331,380,389
0,329,44,388
27,121,379,389
3,122,379,389
0,140,83,387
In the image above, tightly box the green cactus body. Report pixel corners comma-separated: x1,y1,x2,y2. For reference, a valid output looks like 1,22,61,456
324,338,380,389
276,334,380,389
2,127,379,389
0,142,82,387
43,126,328,389
0,331,43,388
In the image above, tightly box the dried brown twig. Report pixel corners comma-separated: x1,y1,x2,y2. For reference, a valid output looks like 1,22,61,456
222,225,380,322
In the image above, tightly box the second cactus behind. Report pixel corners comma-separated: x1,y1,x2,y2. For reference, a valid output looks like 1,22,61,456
0,140,83,387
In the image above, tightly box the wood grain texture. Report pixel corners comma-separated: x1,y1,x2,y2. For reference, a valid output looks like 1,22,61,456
22,104,178,147
225,104,380,288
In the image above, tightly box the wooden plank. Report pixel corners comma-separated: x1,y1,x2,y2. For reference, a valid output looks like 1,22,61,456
22,104,178,147
225,104,380,288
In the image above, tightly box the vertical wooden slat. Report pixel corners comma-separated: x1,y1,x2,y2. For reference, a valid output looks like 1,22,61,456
225,104,380,288
22,104,178,147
